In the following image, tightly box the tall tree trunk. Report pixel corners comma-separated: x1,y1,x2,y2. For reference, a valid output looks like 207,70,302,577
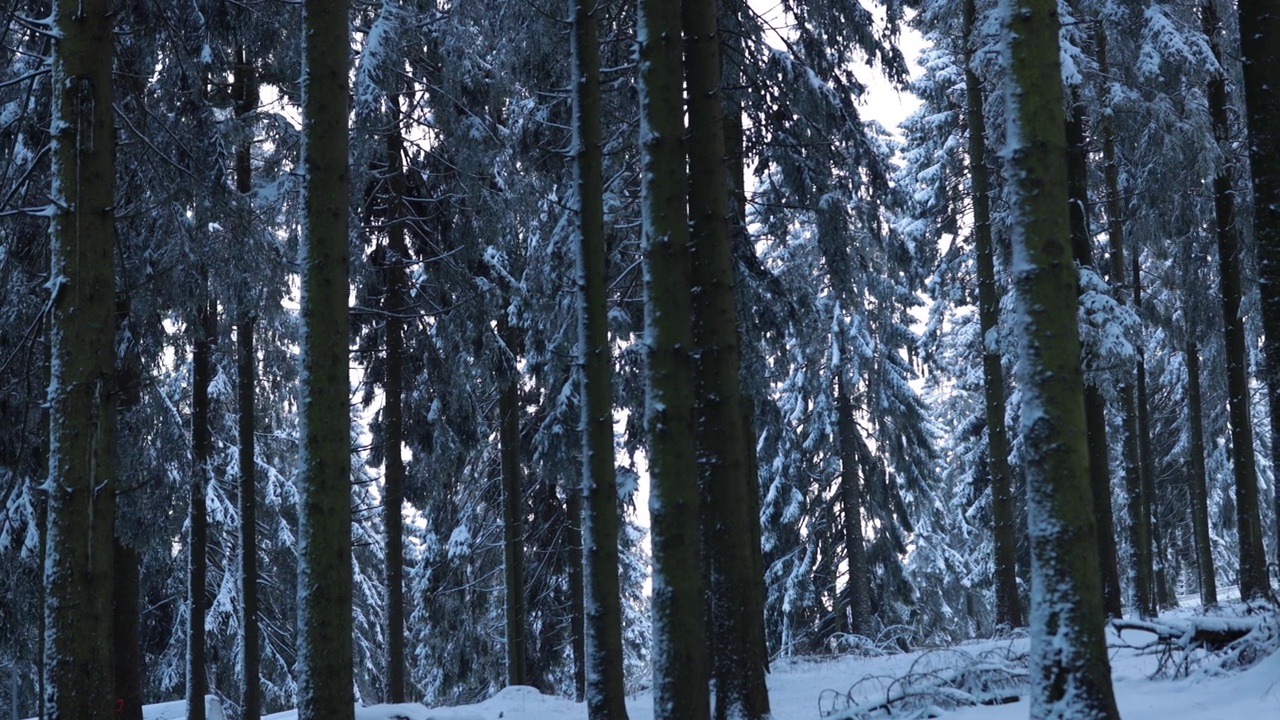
1236,0,1280,577
113,541,143,720
1065,90,1131,619
565,491,587,703
232,44,261,720
722,11,771,678
45,2,118,718
964,0,1023,629
1204,1,1271,601
683,0,771,717
1184,338,1218,605
1132,265,1167,608
297,1,354,718
637,0,709,715
835,380,873,637
1094,24,1156,617
497,316,528,688
569,0,629,715
237,316,260,720
382,95,409,706
188,303,215,720
1004,0,1120,716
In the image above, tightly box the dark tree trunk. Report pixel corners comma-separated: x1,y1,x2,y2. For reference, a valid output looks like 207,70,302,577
188,303,215,720
382,97,409,706
1204,1,1271,601
113,541,144,720
1132,266,1167,608
835,381,873,637
1096,23,1158,618
1004,0,1120,714
1065,92,1131,619
723,17,771,677
637,0,709,714
1236,0,1280,576
237,316,260,720
1184,339,1218,605
964,0,1022,629
44,1,118,717
498,317,528,688
297,1,354,718
683,0,771,716
232,46,261,720
565,490,587,703
569,0,629,714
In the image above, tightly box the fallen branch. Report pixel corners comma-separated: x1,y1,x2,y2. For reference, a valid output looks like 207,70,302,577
1111,617,1259,651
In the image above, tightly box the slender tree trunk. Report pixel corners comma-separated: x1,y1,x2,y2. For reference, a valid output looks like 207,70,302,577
232,44,261,720
1204,1,1271,601
722,14,771,678
113,541,143,720
1065,91,1132,619
497,317,528,687
964,0,1023,629
297,1,354,718
1004,0,1120,715
1096,23,1158,618
1080,387,1123,619
188,303,215,720
1184,338,1218,605
637,0,709,715
569,0,629,714
45,2,117,718
683,0,771,716
1239,0,1280,563
835,381,873,637
565,491,587,703
382,97,409,706
1236,0,1280,578
1132,266,1167,608
237,316,260,720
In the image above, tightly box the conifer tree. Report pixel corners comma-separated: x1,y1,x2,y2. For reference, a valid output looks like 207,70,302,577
1002,0,1120,715
296,0,354,718
44,1,118,718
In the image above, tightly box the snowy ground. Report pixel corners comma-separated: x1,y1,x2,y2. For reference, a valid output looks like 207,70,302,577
119,612,1279,720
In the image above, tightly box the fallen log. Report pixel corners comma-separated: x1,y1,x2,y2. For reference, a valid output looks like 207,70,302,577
1111,617,1260,651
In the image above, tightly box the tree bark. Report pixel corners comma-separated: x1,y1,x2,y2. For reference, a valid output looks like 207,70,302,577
637,0,709,715
835,381,873,638
1095,22,1159,618
569,0,629,715
1184,339,1218,605
188,302,215,720
565,490,587,704
297,1,354,718
963,0,1022,629
237,316,260,720
382,94,409,706
44,2,118,718
1004,0,1120,715
232,44,261,720
1065,90,1132,619
682,0,771,717
113,540,143,720
1236,0,1280,577
723,11,771,679
1204,1,1270,602
498,316,528,688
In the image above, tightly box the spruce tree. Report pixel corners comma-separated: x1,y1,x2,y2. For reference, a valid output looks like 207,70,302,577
44,1,118,718
297,0,354,718
1002,0,1120,715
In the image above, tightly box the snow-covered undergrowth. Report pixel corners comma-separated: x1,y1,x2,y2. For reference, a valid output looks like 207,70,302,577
113,606,1280,720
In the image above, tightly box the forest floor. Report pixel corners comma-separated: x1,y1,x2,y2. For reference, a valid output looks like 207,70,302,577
137,602,1280,720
